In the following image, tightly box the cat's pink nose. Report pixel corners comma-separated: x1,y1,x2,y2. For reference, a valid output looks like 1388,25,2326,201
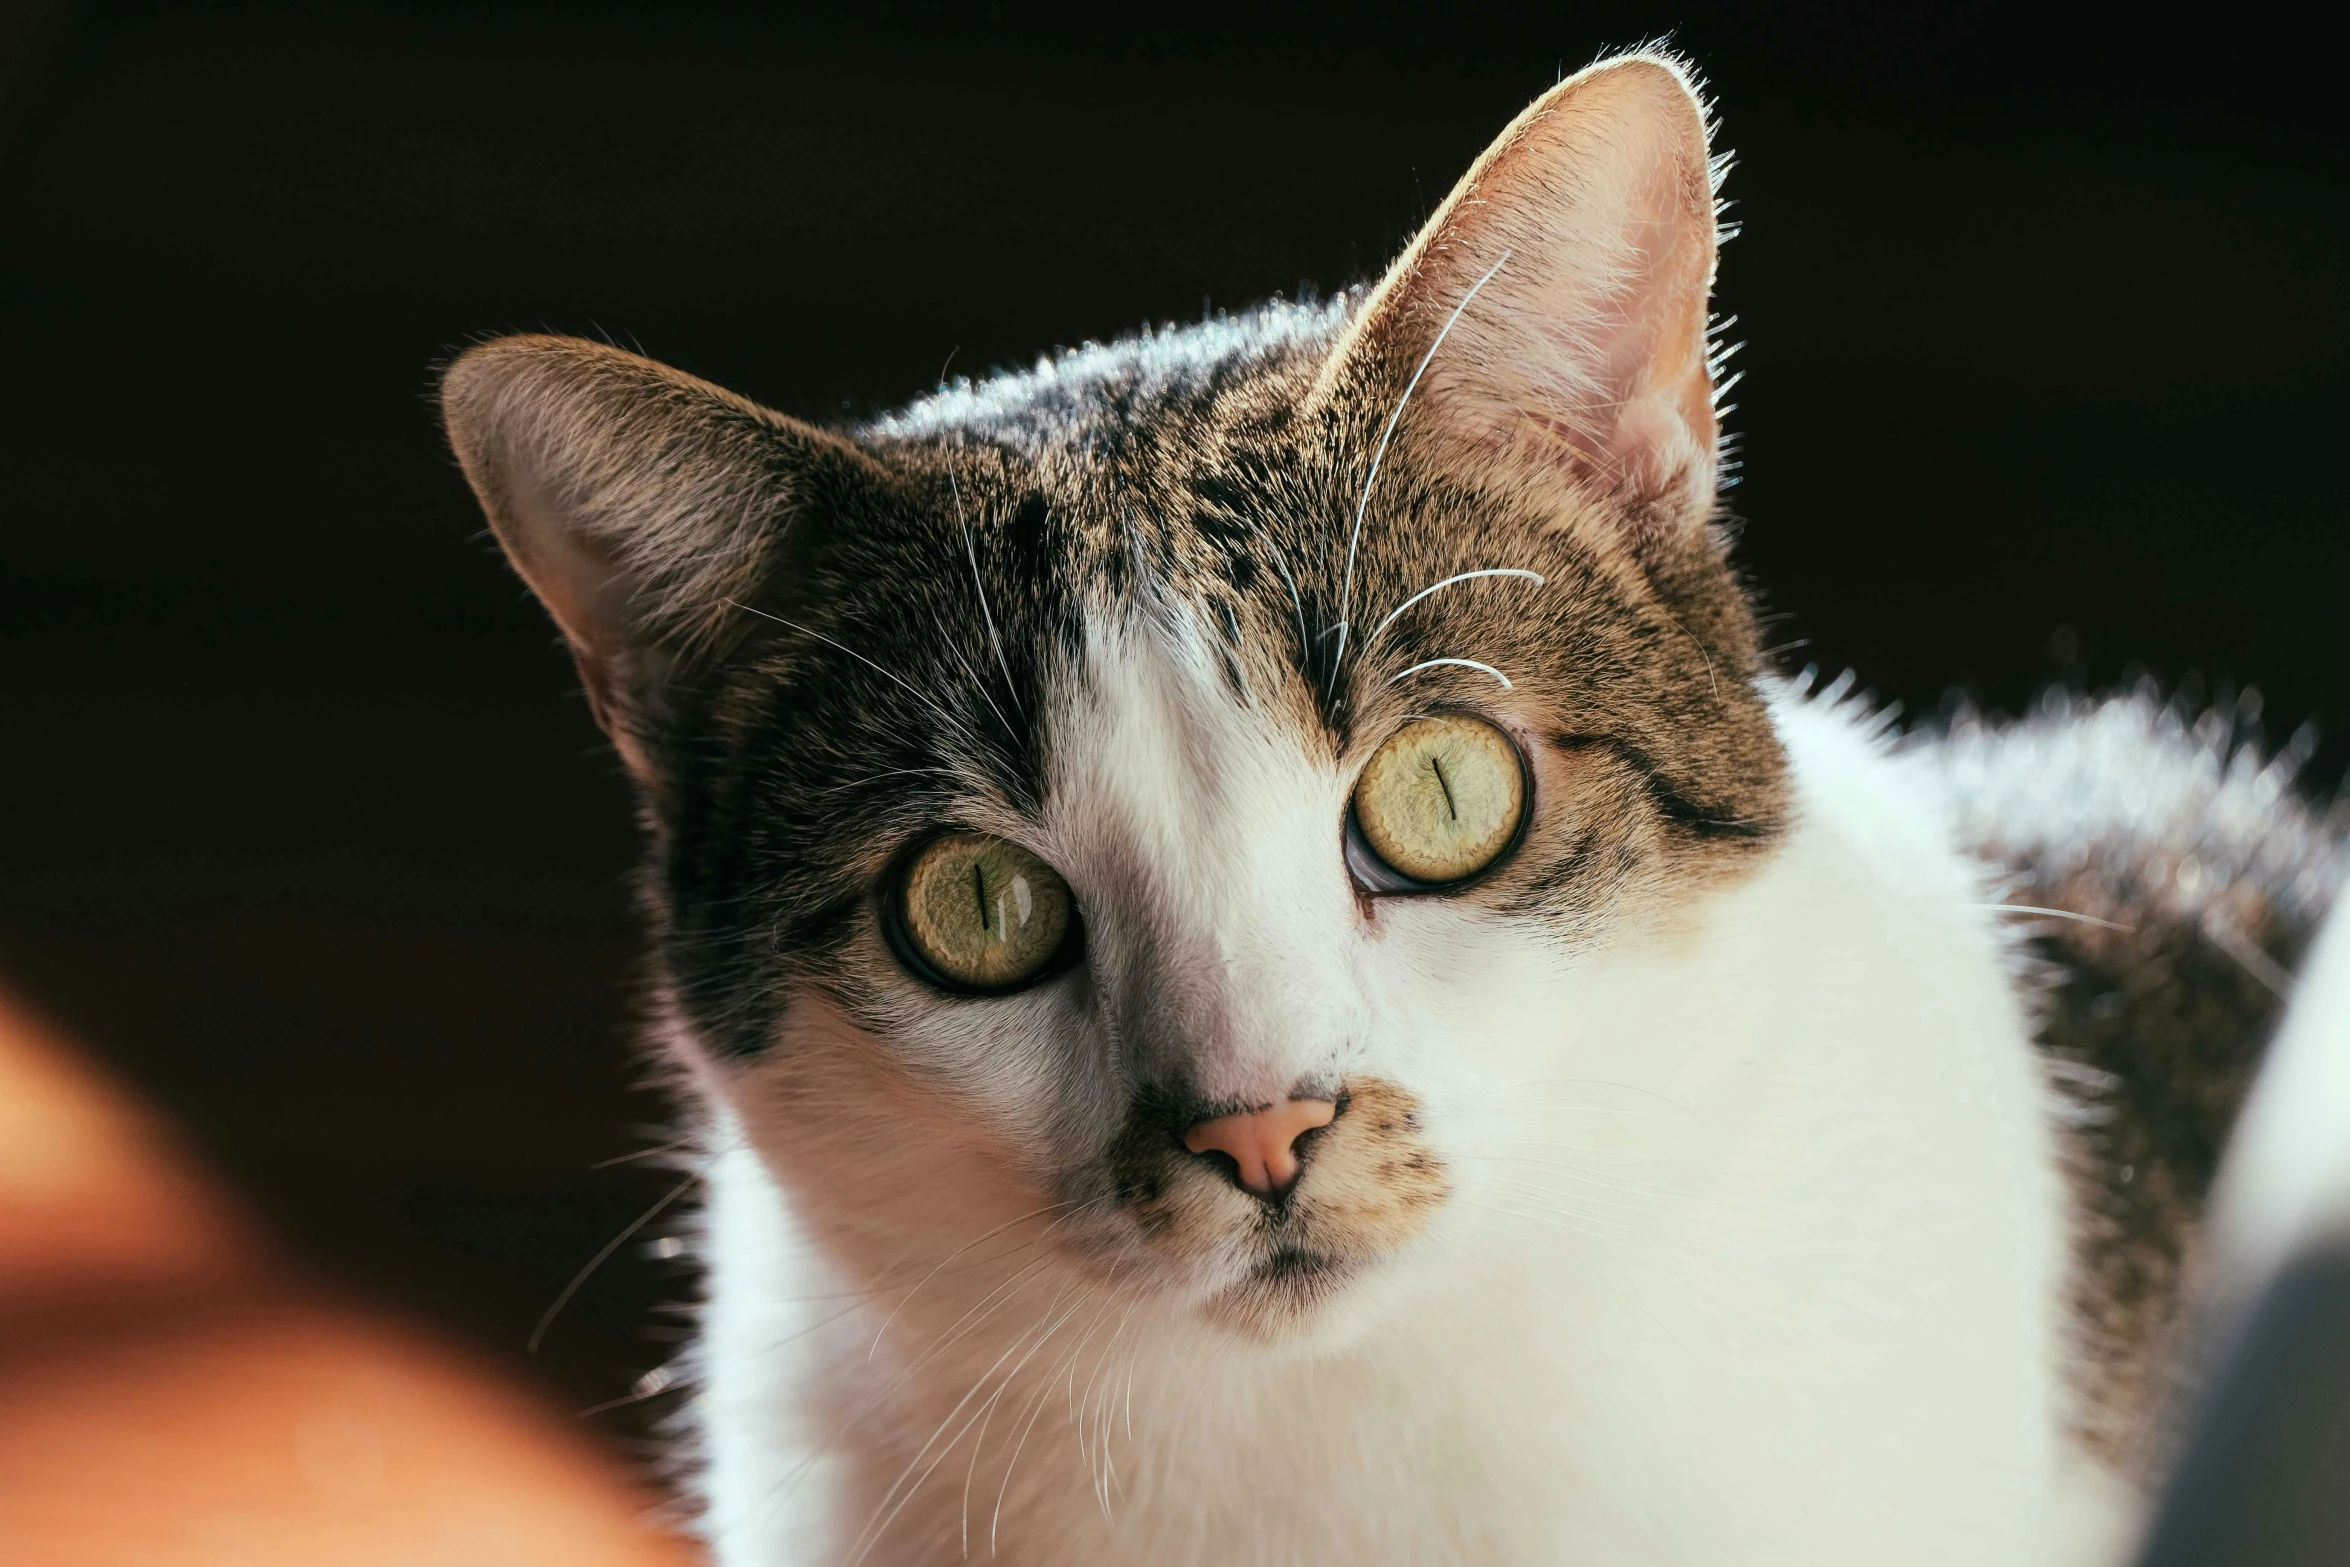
1182,1098,1339,1196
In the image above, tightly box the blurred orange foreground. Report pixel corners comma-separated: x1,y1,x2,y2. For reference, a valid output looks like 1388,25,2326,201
0,986,701,1566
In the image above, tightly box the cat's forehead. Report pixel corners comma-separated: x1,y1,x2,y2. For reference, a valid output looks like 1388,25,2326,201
759,299,1714,814
875,307,1369,592
845,301,1592,719
869,299,1350,456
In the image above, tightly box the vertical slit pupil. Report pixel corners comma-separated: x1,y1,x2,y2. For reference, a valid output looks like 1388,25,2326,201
1429,756,1458,820
972,860,991,934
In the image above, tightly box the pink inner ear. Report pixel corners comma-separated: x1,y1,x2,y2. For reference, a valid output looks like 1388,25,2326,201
1340,56,1723,513
1496,140,1716,503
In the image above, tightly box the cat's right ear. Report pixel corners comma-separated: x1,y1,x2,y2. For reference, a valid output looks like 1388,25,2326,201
440,335,851,778
1323,53,1724,529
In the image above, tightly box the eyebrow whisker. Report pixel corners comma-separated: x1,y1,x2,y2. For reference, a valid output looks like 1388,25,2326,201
952,466,1028,725
1247,518,1312,662
725,598,991,757
1365,567,1546,648
1389,657,1513,690
1333,250,1513,685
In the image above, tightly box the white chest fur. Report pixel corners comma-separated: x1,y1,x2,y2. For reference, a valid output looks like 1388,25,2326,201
686,691,2129,1566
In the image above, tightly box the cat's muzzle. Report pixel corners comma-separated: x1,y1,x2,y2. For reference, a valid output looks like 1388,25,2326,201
1103,1076,1452,1337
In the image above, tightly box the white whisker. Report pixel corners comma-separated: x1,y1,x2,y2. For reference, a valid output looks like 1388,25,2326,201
1333,250,1512,680
847,1290,1084,1567
2204,912,2294,999
575,1361,687,1419
1366,568,1546,647
1085,1295,1143,1515
816,765,967,797
1978,902,2136,933
990,1290,1109,1555
1460,1198,1649,1254
725,597,989,755
952,467,1027,724
1390,656,1512,689
589,1136,694,1169
1468,1153,1701,1202
855,1200,1113,1422
1248,518,1312,664
1469,1076,1703,1117
867,1200,1086,1363
527,1173,695,1354
876,1251,1056,1395
959,1286,1095,1558
1663,611,1720,699
928,605,1022,751
1491,1175,1675,1231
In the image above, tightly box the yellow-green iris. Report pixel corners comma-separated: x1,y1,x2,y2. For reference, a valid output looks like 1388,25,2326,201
897,832,1073,990
1354,715,1525,883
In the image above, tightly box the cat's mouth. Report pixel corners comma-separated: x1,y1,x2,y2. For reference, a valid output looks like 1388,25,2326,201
1103,1075,1451,1337
1258,1244,1342,1279
1199,1243,1359,1337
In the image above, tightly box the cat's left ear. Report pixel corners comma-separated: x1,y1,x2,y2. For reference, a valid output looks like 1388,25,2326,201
1328,52,1724,522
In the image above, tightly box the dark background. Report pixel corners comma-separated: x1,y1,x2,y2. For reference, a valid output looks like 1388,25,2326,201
3,0,2343,1471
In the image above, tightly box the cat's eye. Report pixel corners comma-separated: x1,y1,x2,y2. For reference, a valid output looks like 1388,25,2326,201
1349,715,1527,889
889,832,1076,993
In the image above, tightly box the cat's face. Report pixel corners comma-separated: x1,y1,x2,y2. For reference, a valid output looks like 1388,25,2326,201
445,55,1787,1340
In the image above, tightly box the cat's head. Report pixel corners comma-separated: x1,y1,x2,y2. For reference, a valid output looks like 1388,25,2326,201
444,53,1788,1341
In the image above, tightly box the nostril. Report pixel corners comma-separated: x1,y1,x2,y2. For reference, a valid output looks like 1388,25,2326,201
1189,1146,1247,1193
1182,1098,1340,1197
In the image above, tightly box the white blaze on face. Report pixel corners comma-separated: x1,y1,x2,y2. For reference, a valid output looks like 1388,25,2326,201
1041,612,1365,1106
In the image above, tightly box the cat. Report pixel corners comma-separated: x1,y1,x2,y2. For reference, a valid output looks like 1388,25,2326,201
440,50,2344,1566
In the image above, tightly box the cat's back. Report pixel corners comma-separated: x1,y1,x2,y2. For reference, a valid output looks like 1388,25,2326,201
1922,686,2348,1463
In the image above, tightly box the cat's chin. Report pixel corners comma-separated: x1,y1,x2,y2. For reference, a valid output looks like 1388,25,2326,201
1055,1225,1389,1347
1200,1244,1370,1343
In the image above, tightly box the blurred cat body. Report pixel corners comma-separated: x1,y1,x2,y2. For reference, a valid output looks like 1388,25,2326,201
442,50,2336,1567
